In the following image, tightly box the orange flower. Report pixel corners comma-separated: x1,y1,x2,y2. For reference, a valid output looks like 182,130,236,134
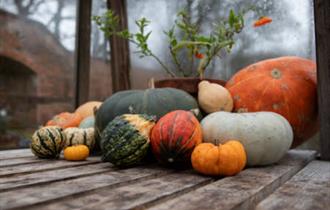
195,52,204,59
253,16,272,27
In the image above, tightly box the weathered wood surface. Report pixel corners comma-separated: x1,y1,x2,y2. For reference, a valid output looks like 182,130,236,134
0,149,32,160
0,157,42,167
107,0,131,92
0,149,327,210
74,0,92,106
0,166,168,210
0,157,100,177
256,160,330,210
147,150,317,210
30,171,213,210
0,162,112,192
314,0,330,161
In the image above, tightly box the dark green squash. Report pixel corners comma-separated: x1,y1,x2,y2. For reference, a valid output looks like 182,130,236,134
101,114,156,167
30,126,65,159
95,88,200,141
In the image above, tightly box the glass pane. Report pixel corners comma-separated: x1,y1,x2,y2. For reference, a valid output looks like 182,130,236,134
89,0,112,101
125,0,318,149
0,0,77,149
126,0,315,88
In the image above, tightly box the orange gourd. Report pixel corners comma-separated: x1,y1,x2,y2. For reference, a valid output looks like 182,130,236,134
46,112,83,129
226,56,318,147
64,145,89,161
75,101,102,119
191,141,246,176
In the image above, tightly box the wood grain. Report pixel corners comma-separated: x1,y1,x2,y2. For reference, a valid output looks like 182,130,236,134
0,162,112,192
0,166,168,210
74,0,91,106
107,0,131,92
256,160,330,210
147,150,316,210
0,157,100,177
0,149,32,160
314,0,330,160
28,171,212,210
0,157,42,167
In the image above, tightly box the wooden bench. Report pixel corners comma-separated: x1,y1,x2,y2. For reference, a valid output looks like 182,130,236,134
0,149,329,210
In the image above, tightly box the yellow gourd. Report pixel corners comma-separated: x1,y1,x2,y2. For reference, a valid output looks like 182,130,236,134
198,81,233,113
64,145,89,161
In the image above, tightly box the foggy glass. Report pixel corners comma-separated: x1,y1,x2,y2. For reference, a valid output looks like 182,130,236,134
126,0,315,88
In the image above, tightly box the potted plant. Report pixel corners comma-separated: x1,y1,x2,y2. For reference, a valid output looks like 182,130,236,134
93,8,271,96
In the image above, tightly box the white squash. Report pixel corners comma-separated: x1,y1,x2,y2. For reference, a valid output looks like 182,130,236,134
201,111,293,166
63,127,95,150
198,81,233,113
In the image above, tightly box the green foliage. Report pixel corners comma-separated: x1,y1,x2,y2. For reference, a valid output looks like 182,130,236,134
93,8,254,78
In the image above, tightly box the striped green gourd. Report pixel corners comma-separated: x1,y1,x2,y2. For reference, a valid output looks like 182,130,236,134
101,114,156,167
63,127,95,150
31,126,65,159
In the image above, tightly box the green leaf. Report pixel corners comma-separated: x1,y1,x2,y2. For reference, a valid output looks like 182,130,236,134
229,9,236,27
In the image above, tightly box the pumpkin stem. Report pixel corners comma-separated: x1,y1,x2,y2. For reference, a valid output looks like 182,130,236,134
190,109,200,117
148,77,155,89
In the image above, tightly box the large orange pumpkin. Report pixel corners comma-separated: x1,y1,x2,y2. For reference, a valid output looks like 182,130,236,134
226,56,318,147
75,101,102,119
150,110,202,165
46,112,83,129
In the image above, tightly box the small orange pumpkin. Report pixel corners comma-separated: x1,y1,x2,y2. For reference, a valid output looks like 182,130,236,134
75,101,102,119
191,141,246,176
64,145,89,161
46,112,83,129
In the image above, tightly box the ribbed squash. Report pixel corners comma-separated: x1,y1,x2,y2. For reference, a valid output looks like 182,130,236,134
101,114,156,167
191,141,246,176
30,126,65,159
226,56,318,147
95,88,201,144
201,111,293,166
63,127,95,150
150,110,202,165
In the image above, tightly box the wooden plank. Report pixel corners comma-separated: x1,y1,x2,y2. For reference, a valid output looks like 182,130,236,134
147,150,316,210
256,160,330,210
0,166,168,210
0,149,32,160
0,162,112,192
0,157,42,167
314,0,330,160
107,0,131,92
27,171,212,210
74,0,92,107
0,157,100,177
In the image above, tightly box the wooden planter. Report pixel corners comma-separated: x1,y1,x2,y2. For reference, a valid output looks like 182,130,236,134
154,77,226,97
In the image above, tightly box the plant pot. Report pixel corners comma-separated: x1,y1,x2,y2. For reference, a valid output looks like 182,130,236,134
154,77,226,98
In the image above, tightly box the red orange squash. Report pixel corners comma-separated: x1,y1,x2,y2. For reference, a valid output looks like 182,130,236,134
46,112,83,129
225,56,318,147
75,101,102,119
150,110,202,165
